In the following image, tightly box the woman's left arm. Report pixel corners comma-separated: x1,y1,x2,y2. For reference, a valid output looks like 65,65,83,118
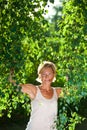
56,87,63,98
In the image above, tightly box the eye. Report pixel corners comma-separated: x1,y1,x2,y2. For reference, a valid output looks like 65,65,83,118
42,73,46,76
41,73,52,76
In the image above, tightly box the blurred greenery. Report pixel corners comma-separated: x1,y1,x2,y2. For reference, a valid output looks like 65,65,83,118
0,0,87,130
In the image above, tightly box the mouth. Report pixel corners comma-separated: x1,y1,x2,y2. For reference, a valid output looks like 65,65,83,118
43,80,51,82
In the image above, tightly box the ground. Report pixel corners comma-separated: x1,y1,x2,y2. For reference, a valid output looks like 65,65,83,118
0,116,87,130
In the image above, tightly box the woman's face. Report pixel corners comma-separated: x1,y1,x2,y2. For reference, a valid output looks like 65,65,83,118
40,67,55,84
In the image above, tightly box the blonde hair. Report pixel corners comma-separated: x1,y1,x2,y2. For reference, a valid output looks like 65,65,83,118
36,61,56,83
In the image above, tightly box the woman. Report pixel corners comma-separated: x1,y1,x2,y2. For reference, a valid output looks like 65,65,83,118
10,61,62,130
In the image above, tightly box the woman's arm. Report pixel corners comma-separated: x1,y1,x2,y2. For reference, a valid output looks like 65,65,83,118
56,87,63,98
8,70,37,99
20,84,37,99
56,76,69,98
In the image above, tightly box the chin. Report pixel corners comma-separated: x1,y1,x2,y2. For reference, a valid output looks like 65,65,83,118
44,81,51,83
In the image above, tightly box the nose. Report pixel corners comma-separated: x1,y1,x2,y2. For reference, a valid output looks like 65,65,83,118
45,74,49,78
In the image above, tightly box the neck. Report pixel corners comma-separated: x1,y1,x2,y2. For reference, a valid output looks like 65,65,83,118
40,83,51,91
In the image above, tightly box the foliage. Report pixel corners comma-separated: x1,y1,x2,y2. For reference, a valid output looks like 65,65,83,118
0,0,48,118
0,0,48,70
55,0,87,129
0,0,87,130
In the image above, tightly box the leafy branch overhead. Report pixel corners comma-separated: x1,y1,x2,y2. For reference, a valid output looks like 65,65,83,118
0,0,87,129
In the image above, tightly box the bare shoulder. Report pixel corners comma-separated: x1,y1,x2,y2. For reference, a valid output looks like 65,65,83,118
55,87,62,97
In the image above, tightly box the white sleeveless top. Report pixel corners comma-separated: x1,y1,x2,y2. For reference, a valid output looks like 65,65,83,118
25,87,58,130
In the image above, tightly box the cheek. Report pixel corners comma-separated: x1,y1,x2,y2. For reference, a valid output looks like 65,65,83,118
50,76,54,80
50,75,55,81
48,75,54,81
39,74,44,80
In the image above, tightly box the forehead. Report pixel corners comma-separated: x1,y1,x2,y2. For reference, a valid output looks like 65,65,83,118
40,67,53,73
